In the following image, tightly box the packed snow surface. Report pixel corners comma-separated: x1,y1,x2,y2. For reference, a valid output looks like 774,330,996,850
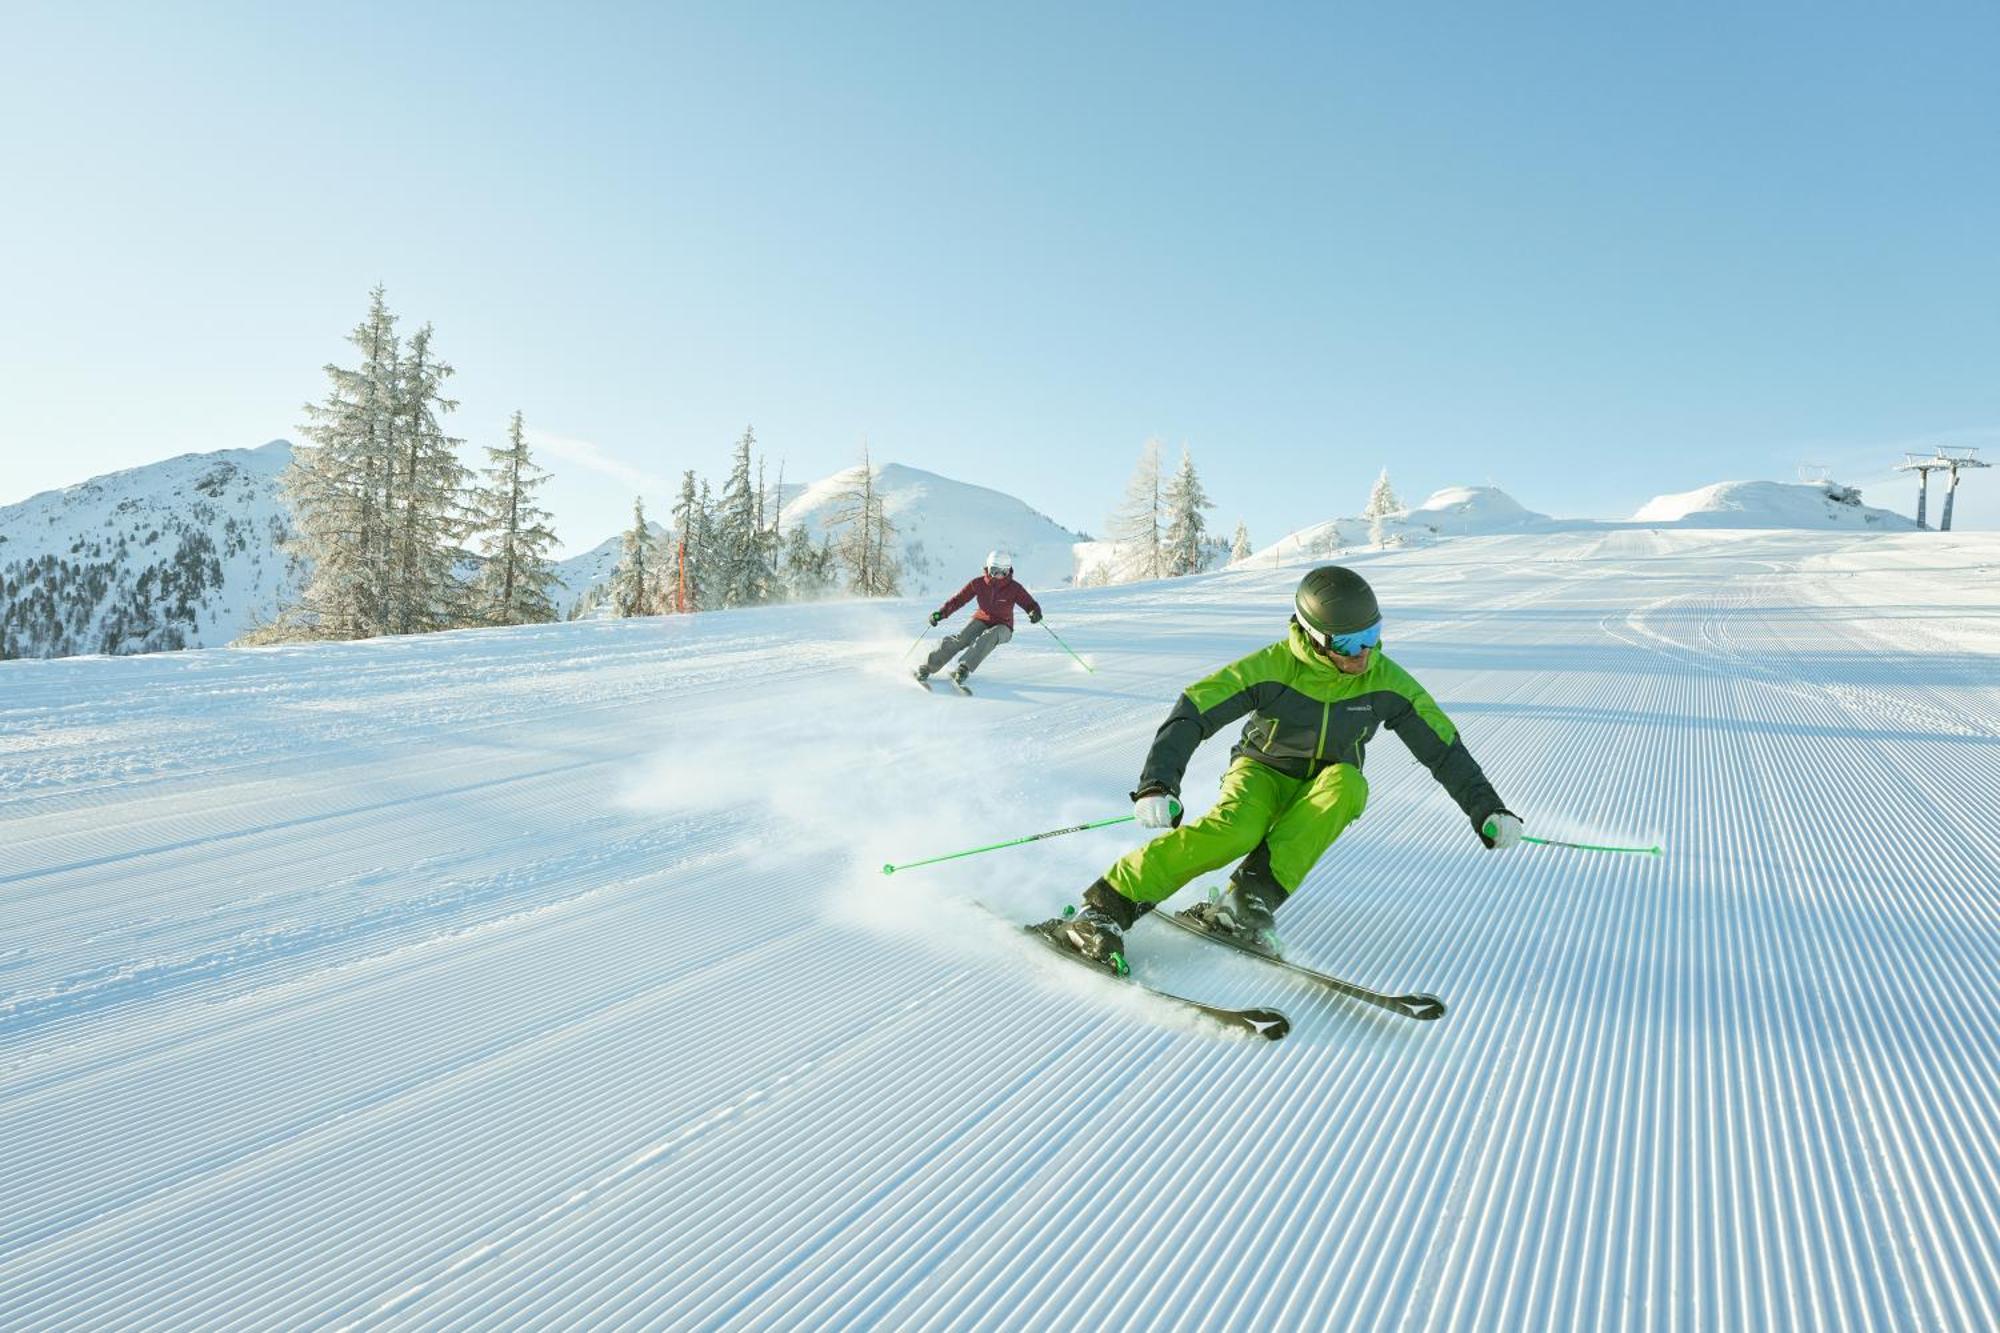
2,529,1996,1329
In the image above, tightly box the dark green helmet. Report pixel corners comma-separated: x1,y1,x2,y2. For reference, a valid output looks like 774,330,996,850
1294,565,1379,637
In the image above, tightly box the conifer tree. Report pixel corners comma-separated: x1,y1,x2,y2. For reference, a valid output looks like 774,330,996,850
281,285,401,638
1362,468,1402,520
1364,468,1403,547
1162,445,1214,577
611,497,656,617
782,524,836,600
472,410,561,625
716,426,768,607
277,290,478,639
669,469,703,612
386,323,472,634
1110,438,1165,582
1230,519,1253,563
695,478,718,608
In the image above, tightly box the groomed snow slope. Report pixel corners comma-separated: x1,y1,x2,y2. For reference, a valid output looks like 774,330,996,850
2,529,1995,1330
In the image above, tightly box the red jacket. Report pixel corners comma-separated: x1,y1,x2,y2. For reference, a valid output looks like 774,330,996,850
939,573,1041,629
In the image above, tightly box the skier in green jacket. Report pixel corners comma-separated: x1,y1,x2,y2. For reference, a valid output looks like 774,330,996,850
1047,565,1523,966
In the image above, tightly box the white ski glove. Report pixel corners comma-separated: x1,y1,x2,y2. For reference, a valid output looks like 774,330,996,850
1481,810,1524,850
1133,791,1184,829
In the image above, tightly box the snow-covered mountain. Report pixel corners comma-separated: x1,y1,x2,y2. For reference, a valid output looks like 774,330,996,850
0,442,297,659
1,447,1088,656
549,463,1087,614
780,462,1087,599
1631,478,1916,528
1251,477,1917,568
1249,484,1554,563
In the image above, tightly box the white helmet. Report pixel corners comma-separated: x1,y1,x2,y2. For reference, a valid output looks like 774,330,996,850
983,549,1014,576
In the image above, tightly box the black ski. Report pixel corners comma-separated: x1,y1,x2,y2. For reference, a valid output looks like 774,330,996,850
1020,919,1290,1041
1157,907,1446,1022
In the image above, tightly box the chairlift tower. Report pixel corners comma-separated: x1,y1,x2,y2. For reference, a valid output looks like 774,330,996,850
1897,448,1988,530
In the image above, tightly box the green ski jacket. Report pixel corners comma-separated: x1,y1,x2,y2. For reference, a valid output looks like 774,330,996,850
1137,622,1504,836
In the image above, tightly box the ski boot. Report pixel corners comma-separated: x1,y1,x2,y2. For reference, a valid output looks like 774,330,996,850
1043,879,1139,974
950,664,970,688
1187,877,1285,955
914,665,932,684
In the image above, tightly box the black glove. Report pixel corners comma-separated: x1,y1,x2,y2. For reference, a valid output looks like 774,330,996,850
928,610,943,627
1028,608,1042,624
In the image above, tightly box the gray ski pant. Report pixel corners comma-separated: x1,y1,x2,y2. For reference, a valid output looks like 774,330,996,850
925,621,1013,677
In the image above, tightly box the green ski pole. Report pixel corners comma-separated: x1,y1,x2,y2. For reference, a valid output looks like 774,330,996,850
1039,620,1094,674
903,623,935,660
1523,834,1662,856
882,815,1134,875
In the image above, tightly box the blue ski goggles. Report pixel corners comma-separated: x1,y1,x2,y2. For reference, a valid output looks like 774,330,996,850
1302,617,1381,657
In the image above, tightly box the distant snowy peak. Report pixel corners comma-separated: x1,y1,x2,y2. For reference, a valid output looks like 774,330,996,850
0,441,299,659
1404,484,1546,532
780,462,1087,598
549,463,1088,611
1249,484,1551,563
1247,475,1920,569
1632,479,1916,529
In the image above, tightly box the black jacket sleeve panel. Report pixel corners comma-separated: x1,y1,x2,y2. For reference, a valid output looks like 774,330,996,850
1384,693,1504,833
1136,677,1278,796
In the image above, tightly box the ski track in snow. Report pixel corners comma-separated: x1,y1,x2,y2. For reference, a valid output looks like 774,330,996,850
1,532,1995,1330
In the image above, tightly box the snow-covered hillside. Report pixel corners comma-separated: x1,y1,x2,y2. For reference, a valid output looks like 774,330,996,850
1252,477,1918,569
781,462,1086,598
1251,484,1553,563
1632,478,1915,528
546,464,1084,615
3,529,1994,1328
2,446,1087,653
0,441,296,658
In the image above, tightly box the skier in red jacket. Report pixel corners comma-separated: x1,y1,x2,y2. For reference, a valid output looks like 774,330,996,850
916,550,1043,688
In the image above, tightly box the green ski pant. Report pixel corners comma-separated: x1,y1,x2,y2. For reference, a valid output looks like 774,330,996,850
1103,756,1368,905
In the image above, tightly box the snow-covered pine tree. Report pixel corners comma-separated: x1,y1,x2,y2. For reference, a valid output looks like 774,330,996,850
1109,438,1166,582
611,497,656,617
281,285,402,638
1162,445,1214,577
782,524,836,600
669,470,703,612
716,426,768,608
1230,519,1253,563
766,458,785,585
1361,467,1402,519
386,323,472,634
472,410,561,625
830,443,900,597
695,478,718,609
1362,467,1403,549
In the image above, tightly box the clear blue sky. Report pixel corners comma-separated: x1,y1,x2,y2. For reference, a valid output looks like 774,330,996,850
4,1,1996,550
